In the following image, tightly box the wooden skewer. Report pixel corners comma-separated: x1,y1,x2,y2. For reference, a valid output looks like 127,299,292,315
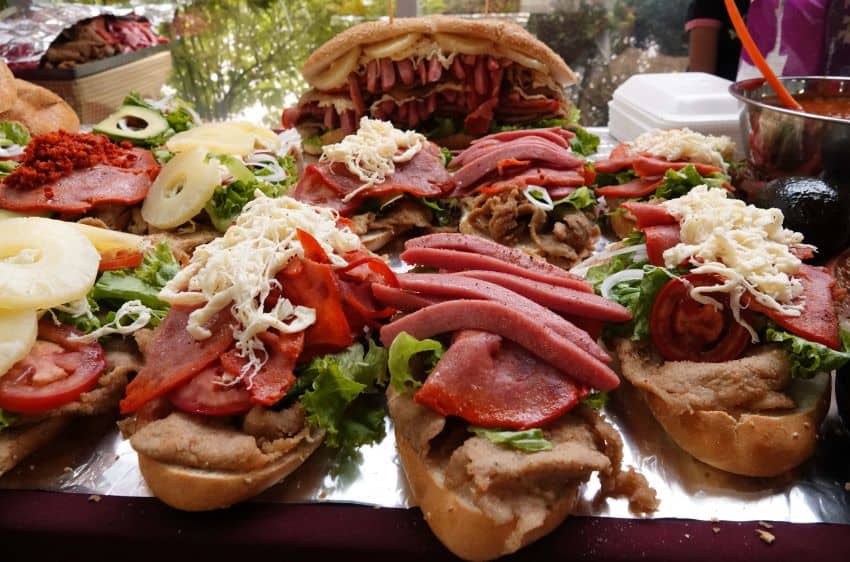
388,0,393,24
484,0,491,15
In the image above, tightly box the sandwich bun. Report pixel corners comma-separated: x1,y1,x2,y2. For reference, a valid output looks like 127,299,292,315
394,424,580,561
303,15,576,91
0,61,16,114
136,427,325,511
0,78,80,135
0,417,71,476
644,372,831,477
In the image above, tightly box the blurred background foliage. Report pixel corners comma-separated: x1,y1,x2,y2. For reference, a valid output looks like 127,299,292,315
14,0,690,125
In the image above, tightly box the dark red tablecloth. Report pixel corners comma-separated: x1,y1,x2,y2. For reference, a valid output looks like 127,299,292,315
0,489,846,561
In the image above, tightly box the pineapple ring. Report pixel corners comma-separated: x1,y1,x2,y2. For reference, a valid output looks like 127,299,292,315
0,309,37,376
72,223,146,256
166,121,281,156
141,147,221,230
433,33,493,56
0,218,99,310
364,34,422,60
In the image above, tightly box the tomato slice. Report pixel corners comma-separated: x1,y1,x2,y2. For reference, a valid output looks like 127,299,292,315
169,361,253,416
219,332,303,406
99,250,144,271
650,274,751,362
296,228,330,264
0,321,106,414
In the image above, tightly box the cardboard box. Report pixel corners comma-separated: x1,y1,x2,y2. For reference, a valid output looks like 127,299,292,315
15,47,172,123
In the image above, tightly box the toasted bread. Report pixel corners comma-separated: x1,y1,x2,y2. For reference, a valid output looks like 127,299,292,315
0,79,80,135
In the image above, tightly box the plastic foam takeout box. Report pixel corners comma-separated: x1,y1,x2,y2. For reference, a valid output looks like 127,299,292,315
607,72,744,154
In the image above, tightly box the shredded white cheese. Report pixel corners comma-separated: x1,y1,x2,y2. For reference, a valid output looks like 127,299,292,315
68,300,155,343
631,128,734,171
320,117,426,202
159,194,361,383
662,186,812,341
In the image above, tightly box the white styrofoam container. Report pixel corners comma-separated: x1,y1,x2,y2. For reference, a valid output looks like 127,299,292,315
607,72,744,153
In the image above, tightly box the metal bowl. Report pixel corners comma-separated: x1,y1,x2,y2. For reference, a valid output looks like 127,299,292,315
729,76,850,182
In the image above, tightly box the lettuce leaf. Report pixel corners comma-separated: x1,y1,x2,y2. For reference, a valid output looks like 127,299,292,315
419,196,460,227
204,155,297,232
765,327,850,379
0,120,30,147
653,164,728,200
469,427,553,453
388,331,445,393
569,126,600,156
58,242,178,333
585,249,647,293
426,117,458,140
581,391,609,410
440,146,453,167
0,160,18,177
553,186,596,211
0,408,17,431
298,339,388,454
596,169,638,188
599,265,678,341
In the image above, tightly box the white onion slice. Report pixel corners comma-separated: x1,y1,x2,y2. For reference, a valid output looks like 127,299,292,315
523,185,554,211
0,145,24,158
600,268,646,301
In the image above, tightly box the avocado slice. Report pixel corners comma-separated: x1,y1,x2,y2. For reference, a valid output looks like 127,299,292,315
94,105,170,145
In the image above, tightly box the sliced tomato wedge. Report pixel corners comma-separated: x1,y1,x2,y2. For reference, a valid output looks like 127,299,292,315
621,201,678,229
280,257,353,350
296,228,330,264
0,321,106,414
169,361,253,416
650,274,751,362
98,250,144,271
644,224,681,266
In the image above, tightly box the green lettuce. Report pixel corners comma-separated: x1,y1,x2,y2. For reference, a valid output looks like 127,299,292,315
204,154,298,232
653,164,728,200
569,126,600,156
123,90,198,134
419,197,460,227
303,135,323,152
388,331,445,393
58,242,178,333
553,186,596,211
0,120,30,147
470,427,553,453
440,146,453,167
598,265,679,341
581,391,609,410
585,244,647,292
427,117,459,140
0,160,18,177
0,408,17,430
298,339,388,454
596,169,638,188
765,327,850,379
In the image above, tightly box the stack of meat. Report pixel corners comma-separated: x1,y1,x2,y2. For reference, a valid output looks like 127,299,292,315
42,15,168,69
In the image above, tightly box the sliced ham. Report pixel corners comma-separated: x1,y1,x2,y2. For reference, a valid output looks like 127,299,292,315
644,224,681,266
395,273,610,363
414,331,584,429
0,148,158,215
292,143,453,215
595,178,661,199
455,270,632,322
485,167,586,192
463,97,499,137
120,306,235,414
632,155,723,178
452,137,584,193
470,127,573,147
593,156,635,174
404,233,593,292
379,300,620,391
370,284,444,312
621,201,678,229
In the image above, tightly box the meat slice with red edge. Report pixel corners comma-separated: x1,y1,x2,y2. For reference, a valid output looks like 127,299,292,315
0,148,158,215
751,265,841,349
414,330,586,430
120,306,235,414
620,201,678,229
644,224,681,266
292,143,453,215
632,155,723,178
169,361,253,417
595,178,661,199
219,331,305,406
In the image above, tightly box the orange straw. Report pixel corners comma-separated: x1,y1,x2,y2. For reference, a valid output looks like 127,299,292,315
724,0,803,111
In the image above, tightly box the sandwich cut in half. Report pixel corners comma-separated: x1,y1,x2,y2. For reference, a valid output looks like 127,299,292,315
373,233,657,561
582,185,846,477
119,194,399,510
0,217,179,475
282,15,580,153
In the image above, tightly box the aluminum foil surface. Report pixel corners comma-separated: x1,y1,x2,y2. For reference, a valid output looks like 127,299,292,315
2,129,849,524
0,1,175,70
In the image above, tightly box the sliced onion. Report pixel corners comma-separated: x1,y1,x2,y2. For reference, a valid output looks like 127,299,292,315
522,185,554,211
246,153,288,183
0,145,24,158
434,33,493,55
594,243,648,264
600,268,646,301
364,33,421,59
311,47,362,91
